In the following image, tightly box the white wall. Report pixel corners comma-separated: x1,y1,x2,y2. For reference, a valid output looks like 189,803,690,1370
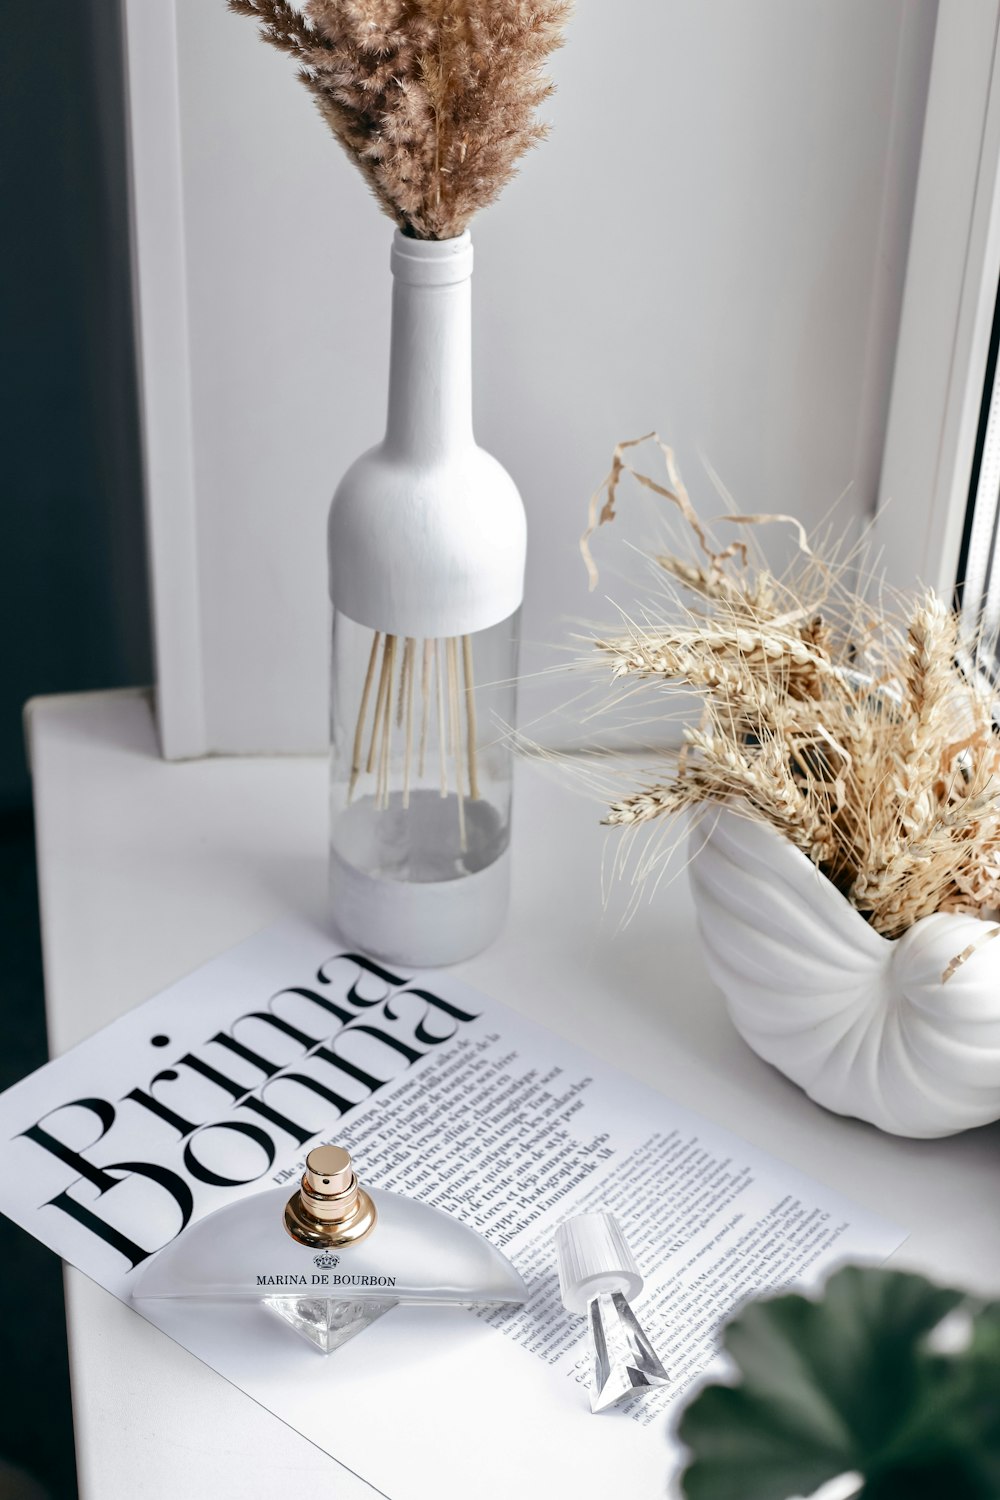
127,0,938,758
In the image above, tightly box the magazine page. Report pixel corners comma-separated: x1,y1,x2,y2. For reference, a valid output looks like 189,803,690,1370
0,919,905,1498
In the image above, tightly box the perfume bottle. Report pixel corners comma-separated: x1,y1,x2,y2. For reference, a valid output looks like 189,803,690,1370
133,1145,527,1353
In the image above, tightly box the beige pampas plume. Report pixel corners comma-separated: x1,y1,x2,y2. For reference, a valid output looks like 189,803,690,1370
227,0,570,239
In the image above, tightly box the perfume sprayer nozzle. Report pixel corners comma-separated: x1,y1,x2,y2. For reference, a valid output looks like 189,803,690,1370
555,1211,643,1314
304,1144,354,1197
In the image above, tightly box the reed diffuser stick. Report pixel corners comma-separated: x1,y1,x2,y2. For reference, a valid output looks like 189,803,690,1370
395,637,410,729
366,633,394,775
377,634,396,809
446,637,467,850
350,629,381,800
419,638,432,778
402,637,415,809
462,634,480,800
435,640,448,798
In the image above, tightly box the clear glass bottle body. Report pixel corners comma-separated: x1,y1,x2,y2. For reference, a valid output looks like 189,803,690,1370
329,610,519,965
132,1183,527,1354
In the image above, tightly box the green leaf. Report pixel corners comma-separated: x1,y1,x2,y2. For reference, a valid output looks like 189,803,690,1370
677,1267,1000,1500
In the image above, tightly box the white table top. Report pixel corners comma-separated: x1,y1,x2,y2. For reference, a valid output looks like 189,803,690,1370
26,689,1000,1500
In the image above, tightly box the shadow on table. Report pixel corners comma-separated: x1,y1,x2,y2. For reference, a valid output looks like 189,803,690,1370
0,811,77,1500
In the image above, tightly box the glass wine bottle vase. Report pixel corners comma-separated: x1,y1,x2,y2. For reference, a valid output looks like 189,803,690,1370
327,232,526,966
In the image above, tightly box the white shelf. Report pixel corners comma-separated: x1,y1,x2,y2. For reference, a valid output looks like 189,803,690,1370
26,689,1000,1499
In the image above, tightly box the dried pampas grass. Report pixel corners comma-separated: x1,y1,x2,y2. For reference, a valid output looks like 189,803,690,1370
582,436,1000,941
228,0,570,239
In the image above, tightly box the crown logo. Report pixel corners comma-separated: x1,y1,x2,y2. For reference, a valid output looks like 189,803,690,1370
313,1251,340,1269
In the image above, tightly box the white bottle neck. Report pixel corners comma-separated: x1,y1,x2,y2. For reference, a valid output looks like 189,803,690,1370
384,231,474,462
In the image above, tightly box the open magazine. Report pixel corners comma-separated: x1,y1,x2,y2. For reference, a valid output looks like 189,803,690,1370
0,918,905,1498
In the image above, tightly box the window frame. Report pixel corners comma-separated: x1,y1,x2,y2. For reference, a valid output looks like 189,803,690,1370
877,0,1000,599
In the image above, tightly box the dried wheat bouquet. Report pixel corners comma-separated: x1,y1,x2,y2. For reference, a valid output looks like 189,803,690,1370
580,436,1000,941
228,0,570,239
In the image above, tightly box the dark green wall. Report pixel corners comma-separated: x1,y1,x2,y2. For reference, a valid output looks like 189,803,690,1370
0,6,149,1493
0,0,151,815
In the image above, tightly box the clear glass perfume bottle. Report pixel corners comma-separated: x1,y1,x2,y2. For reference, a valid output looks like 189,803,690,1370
132,1145,527,1354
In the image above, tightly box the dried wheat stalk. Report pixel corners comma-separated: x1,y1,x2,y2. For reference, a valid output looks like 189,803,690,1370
228,0,570,240
584,436,1000,940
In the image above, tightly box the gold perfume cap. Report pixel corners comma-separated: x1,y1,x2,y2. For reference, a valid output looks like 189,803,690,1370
284,1143,377,1248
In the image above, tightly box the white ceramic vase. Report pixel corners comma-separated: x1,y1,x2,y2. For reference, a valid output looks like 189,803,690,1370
327,231,526,967
689,808,1000,1137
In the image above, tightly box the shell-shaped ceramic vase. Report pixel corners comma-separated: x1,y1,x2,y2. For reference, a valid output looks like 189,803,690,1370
689,808,1000,1137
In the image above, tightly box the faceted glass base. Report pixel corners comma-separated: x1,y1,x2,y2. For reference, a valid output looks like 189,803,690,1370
588,1291,670,1412
263,1296,399,1354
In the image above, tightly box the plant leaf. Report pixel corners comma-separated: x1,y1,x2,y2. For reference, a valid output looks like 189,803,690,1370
676,1267,1000,1500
